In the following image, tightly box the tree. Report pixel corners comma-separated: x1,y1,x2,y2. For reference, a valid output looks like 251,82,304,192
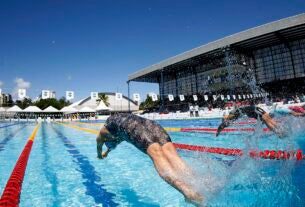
15,98,33,109
139,95,160,111
34,97,71,109
97,93,110,107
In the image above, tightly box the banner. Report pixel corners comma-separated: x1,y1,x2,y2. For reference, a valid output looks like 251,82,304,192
151,93,158,102
18,89,26,99
193,95,198,101
204,95,208,101
66,91,74,100
168,94,174,102
133,93,140,102
238,94,241,99
220,94,224,100
213,95,217,101
91,92,98,100
115,93,123,101
246,94,249,99
41,90,50,99
250,94,253,98
232,95,236,100
243,95,246,99
227,95,230,100
179,95,185,101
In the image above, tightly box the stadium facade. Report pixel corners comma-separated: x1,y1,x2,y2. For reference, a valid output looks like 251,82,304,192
128,13,305,110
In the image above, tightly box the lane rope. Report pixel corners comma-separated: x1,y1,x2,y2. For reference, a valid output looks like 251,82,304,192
0,124,40,207
165,127,270,133
174,143,304,161
64,122,268,134
57,122,303,161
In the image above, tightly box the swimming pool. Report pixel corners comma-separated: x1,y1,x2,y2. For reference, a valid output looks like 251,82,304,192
0,118,304,206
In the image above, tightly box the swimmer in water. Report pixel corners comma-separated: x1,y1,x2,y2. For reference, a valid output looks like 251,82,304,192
216,105,286,137
96,113,203,204
271,104,305,117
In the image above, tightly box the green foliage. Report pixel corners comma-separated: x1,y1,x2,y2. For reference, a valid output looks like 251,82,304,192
15,98,33,109
97,93,110,107
33,97,71,110
13,97,70,111
139,95,160,110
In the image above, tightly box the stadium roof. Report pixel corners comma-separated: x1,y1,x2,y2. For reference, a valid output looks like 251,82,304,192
128,13,305,83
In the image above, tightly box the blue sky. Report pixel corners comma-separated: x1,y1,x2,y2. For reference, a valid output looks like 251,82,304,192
0,0,304,101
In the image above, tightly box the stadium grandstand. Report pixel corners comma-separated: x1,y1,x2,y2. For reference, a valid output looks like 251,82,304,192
128,13,305,111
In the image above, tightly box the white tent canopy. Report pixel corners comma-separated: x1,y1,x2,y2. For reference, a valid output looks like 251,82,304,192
0,107,6,112
43,106,60,113
79,106,96,113
60,106,78,113
96,100,111,111
7,105,23,112
69,98,86,108
23,106,42,112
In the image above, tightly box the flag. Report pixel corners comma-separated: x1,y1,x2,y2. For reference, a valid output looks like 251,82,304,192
133,93,140,102
66,91,74,100
42,90,50,99
168,94,174,102
115,93,123,101
18,89,26,99
151,93,158,102
91,92,98,100
213,95,217,101
204,95,208,101
193,95,198,101
179,95,185,101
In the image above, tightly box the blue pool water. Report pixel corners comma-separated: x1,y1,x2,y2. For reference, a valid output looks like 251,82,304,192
0,118,304,206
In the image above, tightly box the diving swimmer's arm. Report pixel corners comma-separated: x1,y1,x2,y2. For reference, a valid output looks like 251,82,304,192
216,120,230,137
96,127,113,159
216,113,238,137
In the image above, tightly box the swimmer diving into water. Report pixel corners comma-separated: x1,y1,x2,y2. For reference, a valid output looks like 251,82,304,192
216,105,287,137
96,113,203,204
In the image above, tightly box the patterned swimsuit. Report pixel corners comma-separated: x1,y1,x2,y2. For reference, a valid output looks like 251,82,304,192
104,113,171,153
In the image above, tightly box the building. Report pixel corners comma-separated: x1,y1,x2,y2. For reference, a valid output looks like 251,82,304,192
128,13,305,110
70,92,139,112
0,93,13,107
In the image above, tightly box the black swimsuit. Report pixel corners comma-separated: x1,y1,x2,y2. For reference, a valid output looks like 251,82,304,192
104,113,171,153
230,106,266,120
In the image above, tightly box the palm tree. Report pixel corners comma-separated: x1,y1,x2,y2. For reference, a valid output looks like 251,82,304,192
97,93,110,107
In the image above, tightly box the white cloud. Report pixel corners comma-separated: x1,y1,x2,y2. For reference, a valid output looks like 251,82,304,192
15,77,31,89
13,77,31,98
0,81,3,88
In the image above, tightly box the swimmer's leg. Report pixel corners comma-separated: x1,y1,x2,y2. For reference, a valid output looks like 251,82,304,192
147,143,203,204
161,142,193,175
261,113,287,138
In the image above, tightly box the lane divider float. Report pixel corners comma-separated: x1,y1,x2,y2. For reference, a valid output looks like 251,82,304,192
174,143,304,161
165,127,270,133
0,124,40,207
57,122,303,161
